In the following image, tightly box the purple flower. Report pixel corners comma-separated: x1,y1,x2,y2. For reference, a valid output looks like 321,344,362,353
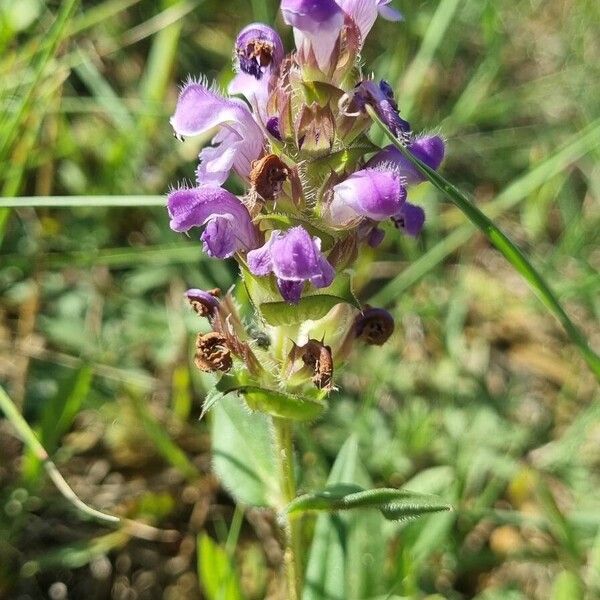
247,226,335,304
170,79,264,185
336,0,402,43
367,135,446,185
185,288,220,317
392,202,425,236
328,168,407,226
229,24,284,107
340,80,410,137
266,117,282,140
281,0,344,72
167,185,259,258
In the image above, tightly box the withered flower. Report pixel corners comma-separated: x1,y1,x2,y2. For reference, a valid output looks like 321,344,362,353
249,154,289,200
185,288,221,318
195,332,232,372
296,339,334,390
354,306,395,345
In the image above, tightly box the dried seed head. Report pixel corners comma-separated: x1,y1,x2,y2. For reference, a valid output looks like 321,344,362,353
185,288,221,318
249,154,289,200
354,306,395,345
194,332,232,372
299,339,334,391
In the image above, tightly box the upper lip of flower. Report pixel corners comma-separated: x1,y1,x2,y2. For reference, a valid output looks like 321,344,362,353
169,78,265,186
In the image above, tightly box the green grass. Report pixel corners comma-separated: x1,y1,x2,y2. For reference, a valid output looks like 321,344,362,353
1,0,599,599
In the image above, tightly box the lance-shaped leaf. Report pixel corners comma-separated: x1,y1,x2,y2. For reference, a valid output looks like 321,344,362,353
367,106,600,380
287,482,451,521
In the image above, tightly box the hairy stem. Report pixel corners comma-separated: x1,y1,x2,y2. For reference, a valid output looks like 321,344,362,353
273,417,302,599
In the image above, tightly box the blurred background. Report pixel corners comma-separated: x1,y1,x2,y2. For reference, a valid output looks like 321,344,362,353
1,0,599,598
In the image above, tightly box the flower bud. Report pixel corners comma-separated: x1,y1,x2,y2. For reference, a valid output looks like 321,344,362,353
340,80,411,138
354,306,395,345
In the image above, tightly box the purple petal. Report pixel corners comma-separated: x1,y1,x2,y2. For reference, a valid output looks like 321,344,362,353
367,135,446,185
228,71,269,109
377,1,403,22
368,226,385,247
282,0,344,71
170,81,244,137
330,168,406,224
246,227,335,303
270,227,324,281
393,202,425,237
266,117,282,140
170,80,264,185
282,0,342,27
167,185,259,255
312,254,336,288
201,216,238,258
277,279,305,304
335,0,400,42
247,234,276,276
185,288,220,312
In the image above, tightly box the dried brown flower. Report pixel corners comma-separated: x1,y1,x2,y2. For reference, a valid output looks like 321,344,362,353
194,332,232,372
354,306,395,345
249,154,289,200
297,339,334,391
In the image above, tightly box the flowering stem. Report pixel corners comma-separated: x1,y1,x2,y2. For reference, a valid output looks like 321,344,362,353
273,416,302,599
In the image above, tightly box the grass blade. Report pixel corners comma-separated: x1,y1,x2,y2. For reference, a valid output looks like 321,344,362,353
368,107,600,379
0,195,165,207
0,384,119,523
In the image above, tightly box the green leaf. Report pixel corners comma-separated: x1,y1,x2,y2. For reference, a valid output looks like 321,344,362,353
23,365,93,483
200,388,224,421
211,394,278,507
244,269,359,326
308,142,378,180
550,570,584,600
303,437,360,600
288,483,451,521
132,396,200,482
216,375,326,421
368,107,600,380
197,533,244,600
300,81,344,107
